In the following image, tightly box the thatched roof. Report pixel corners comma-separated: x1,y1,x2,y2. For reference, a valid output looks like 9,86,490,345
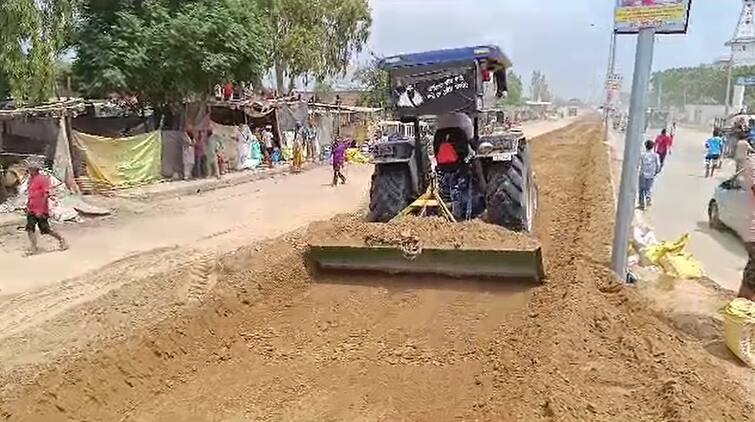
0,99,86,120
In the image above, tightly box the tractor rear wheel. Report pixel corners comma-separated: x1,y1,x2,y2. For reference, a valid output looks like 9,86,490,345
368,166,412,222
485,153,536,232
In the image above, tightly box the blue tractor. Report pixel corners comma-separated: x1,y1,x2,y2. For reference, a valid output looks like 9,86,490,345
369,45,537,232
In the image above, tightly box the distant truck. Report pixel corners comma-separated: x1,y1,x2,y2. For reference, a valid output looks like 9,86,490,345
567,106,578,117
646,108,669,130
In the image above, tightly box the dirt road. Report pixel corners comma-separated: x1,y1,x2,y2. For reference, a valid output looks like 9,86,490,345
1,118,751,421
0,119,574,298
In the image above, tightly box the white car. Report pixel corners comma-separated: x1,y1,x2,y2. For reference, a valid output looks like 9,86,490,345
708,172,750,238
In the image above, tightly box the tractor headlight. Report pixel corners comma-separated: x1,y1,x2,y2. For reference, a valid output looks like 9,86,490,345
478,141,494,155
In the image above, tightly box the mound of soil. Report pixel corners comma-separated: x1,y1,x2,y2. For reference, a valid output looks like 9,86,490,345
307,217,539,250
1,118,752,421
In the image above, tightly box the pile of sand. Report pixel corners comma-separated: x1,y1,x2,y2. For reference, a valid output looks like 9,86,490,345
307,217,540,250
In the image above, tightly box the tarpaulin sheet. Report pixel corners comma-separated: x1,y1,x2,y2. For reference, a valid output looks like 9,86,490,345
73,130,162,187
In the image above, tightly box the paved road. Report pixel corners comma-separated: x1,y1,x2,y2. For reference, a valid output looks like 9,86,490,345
641,126,746,291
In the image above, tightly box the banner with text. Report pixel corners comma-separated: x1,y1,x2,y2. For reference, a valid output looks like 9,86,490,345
614,0,692,34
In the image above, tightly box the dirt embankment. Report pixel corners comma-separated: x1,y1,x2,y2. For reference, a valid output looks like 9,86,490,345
0,118,752,421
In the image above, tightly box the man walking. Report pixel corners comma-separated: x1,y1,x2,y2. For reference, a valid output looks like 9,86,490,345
331,139,347,186
638,140,660,210
654,128,673,169
26,163,68,254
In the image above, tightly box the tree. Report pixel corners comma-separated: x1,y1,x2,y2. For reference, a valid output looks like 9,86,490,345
650,65,731,107
0,0,78,103
258,0,371,95
314,79,334,94
0,68,10,100
74,0,271,113
501,70,523,105
355,58,389,108
530,70,552,103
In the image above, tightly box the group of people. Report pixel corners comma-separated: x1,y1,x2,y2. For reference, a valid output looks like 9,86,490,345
181,125,279,181
637,127,674,210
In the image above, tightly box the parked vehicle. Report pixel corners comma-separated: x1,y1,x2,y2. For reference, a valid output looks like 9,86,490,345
708,171,750,239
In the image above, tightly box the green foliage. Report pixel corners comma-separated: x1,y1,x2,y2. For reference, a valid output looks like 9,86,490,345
259,0,371,94
74,0,272,109
314,79,334,94
501,70,523,105
530,70,551,102
355,58,389,108
0,0,77,103
648,65,755,107
0,67,10,100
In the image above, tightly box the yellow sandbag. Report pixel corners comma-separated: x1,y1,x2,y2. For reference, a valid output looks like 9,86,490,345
643,233,690,264
722,298,755,368
659,253,703,279
346,148,370,164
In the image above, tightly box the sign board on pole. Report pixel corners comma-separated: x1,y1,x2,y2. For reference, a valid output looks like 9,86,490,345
614,0,692,34
605,74,623,90
736,76,755,86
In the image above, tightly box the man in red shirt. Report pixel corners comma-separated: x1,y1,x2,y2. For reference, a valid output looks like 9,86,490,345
26,164,68,254
654,128,673,169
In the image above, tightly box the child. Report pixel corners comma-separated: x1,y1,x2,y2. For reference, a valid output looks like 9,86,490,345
331,139,347,186
639,139,661,210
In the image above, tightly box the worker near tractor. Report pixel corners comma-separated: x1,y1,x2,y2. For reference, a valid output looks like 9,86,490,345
738,153,755,301
654,128,673,169
638,140,660,210
26,163,68,255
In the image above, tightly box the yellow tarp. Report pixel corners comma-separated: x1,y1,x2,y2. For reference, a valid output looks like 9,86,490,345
74,131,162,187
642,233,703,279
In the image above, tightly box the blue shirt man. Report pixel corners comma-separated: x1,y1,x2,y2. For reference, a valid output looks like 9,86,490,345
706,135,724,158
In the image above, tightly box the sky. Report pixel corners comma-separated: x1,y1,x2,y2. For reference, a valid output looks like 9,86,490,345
362,0,744,101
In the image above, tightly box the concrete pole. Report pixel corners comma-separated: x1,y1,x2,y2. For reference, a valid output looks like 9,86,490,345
611,28,656,280
725,49,735,116
604,31,618,134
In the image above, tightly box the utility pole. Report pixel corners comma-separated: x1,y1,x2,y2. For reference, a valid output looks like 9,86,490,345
725,49,735,116
604,31,618,133
611,28,656,280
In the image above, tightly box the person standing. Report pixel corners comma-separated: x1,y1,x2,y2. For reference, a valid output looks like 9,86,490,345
654,128,673,169
206,129,222,179
181,130,195,180
304,118,318,161
735,136,754,173
25,163,68,254
193,130,208,178
738,153,755,300
292,122,304,173
638,140,660,210
331,139,347,186
262,126,275,169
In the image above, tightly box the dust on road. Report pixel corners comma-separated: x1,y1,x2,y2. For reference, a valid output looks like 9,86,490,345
1,118,751,421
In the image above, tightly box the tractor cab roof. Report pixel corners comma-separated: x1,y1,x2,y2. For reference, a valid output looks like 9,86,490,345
379,45,512,72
